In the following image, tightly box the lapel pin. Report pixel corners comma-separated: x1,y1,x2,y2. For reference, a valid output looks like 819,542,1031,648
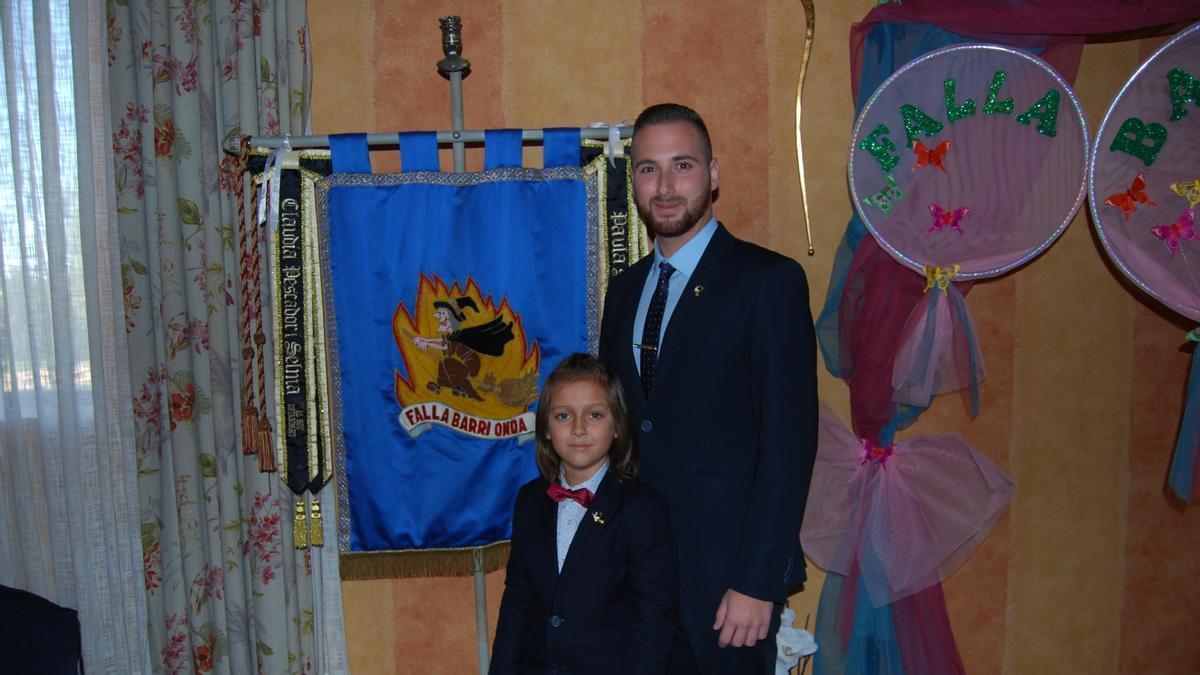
591,511,605,525
693,284,704,297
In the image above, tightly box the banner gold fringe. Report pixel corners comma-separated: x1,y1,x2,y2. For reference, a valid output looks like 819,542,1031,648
338,541,511,580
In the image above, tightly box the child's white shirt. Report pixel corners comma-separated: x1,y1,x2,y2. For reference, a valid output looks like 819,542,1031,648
555,461,608,573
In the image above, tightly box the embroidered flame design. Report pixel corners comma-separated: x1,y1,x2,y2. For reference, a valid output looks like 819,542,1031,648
393,274,539,418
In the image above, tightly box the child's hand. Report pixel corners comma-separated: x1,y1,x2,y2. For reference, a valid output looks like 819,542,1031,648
713,588,773,648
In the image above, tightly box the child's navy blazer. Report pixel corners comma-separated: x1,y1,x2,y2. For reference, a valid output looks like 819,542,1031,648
489,470,678,675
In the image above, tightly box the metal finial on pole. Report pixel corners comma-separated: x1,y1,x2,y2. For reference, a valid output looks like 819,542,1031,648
437,16,469,73
438,16,470,172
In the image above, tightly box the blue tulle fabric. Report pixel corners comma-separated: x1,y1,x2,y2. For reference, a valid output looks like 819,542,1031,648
815,23,970,442
893,284,983,417
813,22,973,675
1168,344,1200,502
814,573,905,675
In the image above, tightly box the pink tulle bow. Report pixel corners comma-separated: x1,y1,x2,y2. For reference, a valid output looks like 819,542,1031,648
802,402,1015,606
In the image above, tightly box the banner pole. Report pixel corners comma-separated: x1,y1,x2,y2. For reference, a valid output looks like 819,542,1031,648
438,16,470,173
437,16,488,674
472,548,490,673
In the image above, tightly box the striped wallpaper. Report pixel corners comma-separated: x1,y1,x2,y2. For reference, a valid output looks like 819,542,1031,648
310,2,1200,672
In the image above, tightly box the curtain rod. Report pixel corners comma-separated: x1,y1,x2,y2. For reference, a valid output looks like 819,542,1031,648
224,126,631,155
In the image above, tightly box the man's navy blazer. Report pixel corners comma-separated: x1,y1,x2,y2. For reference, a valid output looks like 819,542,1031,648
598,223,818,605
489,471,677,675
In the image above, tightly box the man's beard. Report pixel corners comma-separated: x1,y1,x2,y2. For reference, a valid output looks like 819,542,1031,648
638,192,711,239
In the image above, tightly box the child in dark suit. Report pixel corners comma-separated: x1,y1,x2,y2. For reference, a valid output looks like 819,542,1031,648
490,353,677,675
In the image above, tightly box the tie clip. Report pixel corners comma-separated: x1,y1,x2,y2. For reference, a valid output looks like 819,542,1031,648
633,343,658,351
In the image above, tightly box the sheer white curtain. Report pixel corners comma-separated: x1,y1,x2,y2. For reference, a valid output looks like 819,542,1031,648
0,0,150,671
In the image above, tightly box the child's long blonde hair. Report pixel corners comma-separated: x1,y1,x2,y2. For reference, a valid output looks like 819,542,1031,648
534,353,636,482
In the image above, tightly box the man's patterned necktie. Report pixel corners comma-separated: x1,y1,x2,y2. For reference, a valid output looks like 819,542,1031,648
639,261,674,397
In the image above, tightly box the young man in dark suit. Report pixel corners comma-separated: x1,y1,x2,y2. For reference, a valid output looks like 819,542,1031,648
598,103,818,674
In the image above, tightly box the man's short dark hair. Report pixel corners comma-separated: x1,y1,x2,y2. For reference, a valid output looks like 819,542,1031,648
633,102,712,160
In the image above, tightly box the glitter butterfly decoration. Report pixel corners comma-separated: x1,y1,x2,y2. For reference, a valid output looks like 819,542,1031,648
864,175,906,216
1150,209,1198,257
1104,171,1155,221
912,140,952,172
928,203,969,234
1171,179,1200,209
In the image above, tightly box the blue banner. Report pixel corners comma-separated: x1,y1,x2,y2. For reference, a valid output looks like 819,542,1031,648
318,159,588,552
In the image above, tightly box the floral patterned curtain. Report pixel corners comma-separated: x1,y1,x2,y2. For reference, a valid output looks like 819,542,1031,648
106,1,319,671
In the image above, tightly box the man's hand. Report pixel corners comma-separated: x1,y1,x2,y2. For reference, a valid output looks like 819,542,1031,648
712,588,773,648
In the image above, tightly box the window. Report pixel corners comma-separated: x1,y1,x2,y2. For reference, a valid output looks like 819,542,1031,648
0,0,92,425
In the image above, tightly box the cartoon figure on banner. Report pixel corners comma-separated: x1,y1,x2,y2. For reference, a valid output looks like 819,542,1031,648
413,296,513,401
394,274,540,442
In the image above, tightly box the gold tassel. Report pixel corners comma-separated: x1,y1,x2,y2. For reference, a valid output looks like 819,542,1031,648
309,498,323,547
257,415,276,472
294,500,309,549
241,403,259,456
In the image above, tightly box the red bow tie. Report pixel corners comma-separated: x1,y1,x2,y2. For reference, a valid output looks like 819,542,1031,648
546,482,594,508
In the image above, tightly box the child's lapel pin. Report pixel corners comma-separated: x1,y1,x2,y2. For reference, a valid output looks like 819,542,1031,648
591,511,605,525
692,284,704,297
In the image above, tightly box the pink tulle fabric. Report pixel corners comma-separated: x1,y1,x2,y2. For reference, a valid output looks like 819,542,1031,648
848,44,1089,280
831,564,968,675
810,4,1200,674
850,0,1200,104
891,283,985,409
838,237,975,440
838,2,1200,441
802,402,1014,607
1090,22,1200,322
847,44,1087,421
890,582,967,675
